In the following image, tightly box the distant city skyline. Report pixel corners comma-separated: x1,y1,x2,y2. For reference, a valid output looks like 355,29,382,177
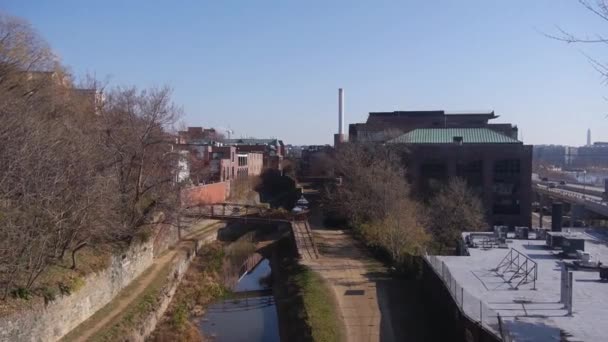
3,0,608,145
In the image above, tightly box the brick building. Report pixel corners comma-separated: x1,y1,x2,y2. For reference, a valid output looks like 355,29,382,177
247,153,264,176
175,127,285,183
223,138,285,171
351,111,532,228
208,146,237,182
177,127,219,144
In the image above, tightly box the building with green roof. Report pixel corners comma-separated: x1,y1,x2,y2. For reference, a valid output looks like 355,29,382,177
351,110,532,228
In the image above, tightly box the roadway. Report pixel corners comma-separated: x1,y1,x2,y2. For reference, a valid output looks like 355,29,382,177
534,183,608,218
537,185,603,202
561,183,604,193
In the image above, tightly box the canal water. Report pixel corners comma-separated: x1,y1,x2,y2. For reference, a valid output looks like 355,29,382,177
198,259,280,341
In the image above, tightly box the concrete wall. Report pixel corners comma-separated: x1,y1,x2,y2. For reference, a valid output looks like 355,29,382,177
182,181,230,207
421,260,500,342
0,241,154,342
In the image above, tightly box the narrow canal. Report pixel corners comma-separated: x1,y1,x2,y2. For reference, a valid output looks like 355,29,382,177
197,258,280,341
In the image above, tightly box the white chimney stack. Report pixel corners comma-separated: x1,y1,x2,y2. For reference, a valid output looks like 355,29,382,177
338,88,344,135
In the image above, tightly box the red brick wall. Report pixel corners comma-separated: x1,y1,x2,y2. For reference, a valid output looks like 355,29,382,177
182,181,229,206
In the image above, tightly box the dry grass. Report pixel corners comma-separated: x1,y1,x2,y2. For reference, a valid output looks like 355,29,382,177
149,242,227,342
291,265,346,342
60,258,173,342
0,244,113,317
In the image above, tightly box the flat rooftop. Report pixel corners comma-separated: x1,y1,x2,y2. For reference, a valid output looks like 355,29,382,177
431,228,608,341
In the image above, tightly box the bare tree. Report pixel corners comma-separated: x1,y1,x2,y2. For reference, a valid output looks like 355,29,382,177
0,13,90,296
98,86,182,241
0,13,184,297
323,143,430,268
360,198,429,262
426,178,487,254
546,1,608,81
326,143,409,226
187,149,212,184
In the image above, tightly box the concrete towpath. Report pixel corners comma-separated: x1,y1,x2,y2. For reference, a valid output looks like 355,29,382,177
302,229,395,342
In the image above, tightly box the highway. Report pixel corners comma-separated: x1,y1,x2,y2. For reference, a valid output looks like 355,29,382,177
538,185,604,202
561,183,604,193
534,182,608,218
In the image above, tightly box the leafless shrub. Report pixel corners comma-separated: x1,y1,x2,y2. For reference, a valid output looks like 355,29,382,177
326,143,410,225
426,178,487,254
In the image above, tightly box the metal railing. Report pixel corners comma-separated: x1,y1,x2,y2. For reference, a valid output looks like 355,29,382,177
493,248,538,289
183,203,309,223
535,185,608,216
425,255,514,341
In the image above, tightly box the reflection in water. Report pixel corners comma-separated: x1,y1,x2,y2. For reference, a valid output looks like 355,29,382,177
199,259,280,342
235,259,271,292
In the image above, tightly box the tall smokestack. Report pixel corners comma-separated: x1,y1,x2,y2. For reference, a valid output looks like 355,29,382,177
334,88,346,146
338,88,344,135
587,128,591,146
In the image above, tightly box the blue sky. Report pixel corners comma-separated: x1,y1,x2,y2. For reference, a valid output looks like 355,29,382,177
2,0,608,145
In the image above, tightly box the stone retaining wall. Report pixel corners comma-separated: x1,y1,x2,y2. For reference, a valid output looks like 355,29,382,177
0,241,154,342
125,238,211,341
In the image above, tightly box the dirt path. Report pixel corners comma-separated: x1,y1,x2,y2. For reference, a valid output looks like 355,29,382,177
62,220,221,342
67,250,175,342
303,229,395,342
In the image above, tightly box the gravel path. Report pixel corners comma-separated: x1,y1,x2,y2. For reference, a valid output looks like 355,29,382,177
303,229,395,342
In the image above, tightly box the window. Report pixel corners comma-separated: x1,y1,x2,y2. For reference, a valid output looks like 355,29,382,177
493,199,520,215
494,159,520,181
493,159,521,215
457,160,482,189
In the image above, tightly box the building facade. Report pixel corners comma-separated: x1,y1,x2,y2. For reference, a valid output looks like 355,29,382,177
175,127,286,183
533,145,571,168
247,152,264,177
352,111,532,228
574,143,608,168
223,138,285,171
349,110,518,143
177,127,219,144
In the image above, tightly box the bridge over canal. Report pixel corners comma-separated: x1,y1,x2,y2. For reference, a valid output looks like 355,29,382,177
184,203,319,260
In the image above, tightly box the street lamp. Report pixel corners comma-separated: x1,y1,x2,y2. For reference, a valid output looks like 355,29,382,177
296,195,309,209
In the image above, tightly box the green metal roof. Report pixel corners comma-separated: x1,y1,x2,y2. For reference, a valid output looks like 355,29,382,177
387,128,521,144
